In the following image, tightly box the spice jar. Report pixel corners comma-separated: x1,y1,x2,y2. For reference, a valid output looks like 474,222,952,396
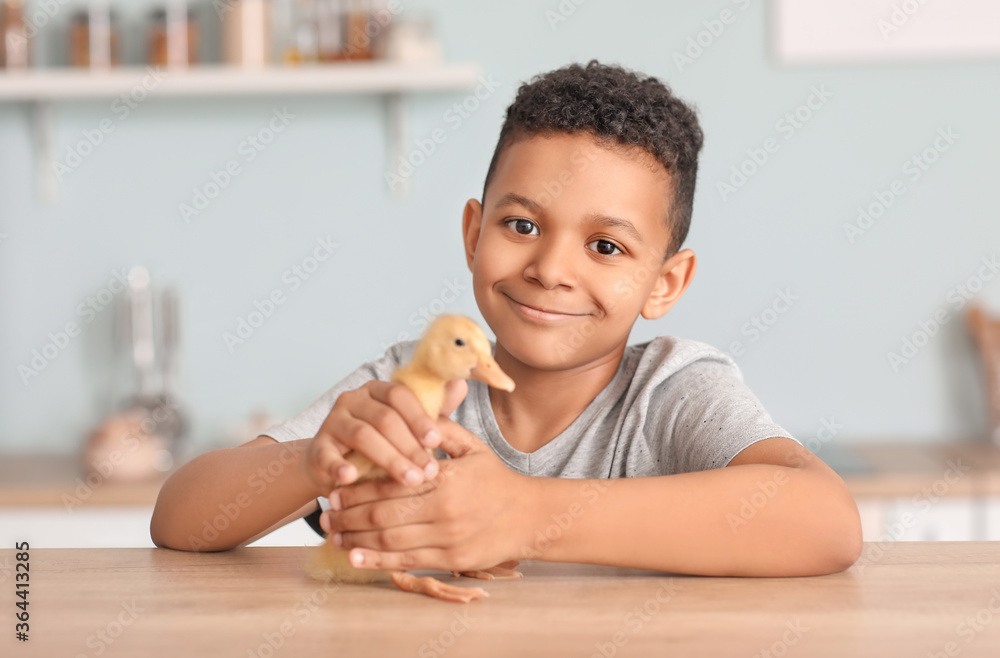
0,0,30,69
148,5,198,67
339,0,374,60
222,0,271,67
377,13,441,63
317,0,374,62
277,0,318,64
69,5,120,68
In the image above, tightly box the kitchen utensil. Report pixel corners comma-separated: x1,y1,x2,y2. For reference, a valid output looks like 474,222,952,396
152,285,188,455
83,267,172,481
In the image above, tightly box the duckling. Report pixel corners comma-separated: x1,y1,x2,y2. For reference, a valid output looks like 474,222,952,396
306,314,522,602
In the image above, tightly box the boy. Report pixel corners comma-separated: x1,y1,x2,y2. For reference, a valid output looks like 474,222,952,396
151,60,862,577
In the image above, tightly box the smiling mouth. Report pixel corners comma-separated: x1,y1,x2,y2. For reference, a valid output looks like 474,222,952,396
504,294,586,322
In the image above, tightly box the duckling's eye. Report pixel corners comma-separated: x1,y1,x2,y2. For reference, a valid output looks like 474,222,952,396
454,338,465,347
587,239,623,257
503,218,538,236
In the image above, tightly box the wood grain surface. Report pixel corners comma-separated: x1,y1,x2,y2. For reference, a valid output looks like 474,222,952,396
1,542,999,657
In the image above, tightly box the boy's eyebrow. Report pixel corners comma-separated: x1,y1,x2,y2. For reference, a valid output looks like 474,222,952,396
494,192,543,213
494,192,644,243
583,212,644,244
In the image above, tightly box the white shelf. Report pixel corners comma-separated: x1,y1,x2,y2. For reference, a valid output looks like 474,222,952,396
0,505,325,548
0,61,484,201
0,61,483,100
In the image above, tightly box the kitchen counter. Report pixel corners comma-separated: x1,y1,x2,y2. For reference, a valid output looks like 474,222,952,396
829,441,1000,497
0,454,169,506
1,542,998,657
3,441,1000,507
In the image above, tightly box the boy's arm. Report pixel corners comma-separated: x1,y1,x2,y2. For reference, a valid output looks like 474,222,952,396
522,437,862,577
150,436,321,552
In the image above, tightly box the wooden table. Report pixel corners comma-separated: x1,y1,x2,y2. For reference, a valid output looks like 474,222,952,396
2,542,999,657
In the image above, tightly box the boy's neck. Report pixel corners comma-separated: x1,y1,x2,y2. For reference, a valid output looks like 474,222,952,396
487,340,627,454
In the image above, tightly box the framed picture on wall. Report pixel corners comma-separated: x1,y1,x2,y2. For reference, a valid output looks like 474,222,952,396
773,0,1000,64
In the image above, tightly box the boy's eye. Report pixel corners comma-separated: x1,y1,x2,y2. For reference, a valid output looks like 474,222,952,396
587,239,623,257
504,218,539,236
502,219,623,257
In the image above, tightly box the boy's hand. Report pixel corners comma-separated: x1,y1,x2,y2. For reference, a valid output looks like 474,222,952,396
320,416,535,573
302,379,468,496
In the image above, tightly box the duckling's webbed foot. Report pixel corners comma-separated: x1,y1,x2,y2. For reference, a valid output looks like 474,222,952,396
452,560,523,580
389,571,489,603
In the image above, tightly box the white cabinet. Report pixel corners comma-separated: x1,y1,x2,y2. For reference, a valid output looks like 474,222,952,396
856,497,1000,542
988,499,1000,540
0,506,324,549
4,498,997,549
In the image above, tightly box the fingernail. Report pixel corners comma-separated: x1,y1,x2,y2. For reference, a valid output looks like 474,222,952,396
424,460,438,479
333,532,343,547
423,428,441,447
404,468,423,486
329,491,341,511
350,550,364,567
320,512,331,534
337,465,354,483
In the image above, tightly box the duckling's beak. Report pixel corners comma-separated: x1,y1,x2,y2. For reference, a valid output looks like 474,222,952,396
469,354,515,391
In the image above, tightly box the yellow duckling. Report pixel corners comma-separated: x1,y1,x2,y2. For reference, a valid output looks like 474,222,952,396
306,314,521,602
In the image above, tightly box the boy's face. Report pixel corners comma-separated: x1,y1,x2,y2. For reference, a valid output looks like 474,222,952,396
462,132,696,371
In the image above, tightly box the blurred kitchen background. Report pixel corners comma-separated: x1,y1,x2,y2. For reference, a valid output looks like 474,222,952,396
2,0,1000,547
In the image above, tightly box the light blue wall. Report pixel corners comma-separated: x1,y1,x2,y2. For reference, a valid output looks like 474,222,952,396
3,0,999,454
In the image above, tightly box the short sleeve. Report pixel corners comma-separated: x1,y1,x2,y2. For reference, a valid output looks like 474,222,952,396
259,340,416,444
651,356,799,475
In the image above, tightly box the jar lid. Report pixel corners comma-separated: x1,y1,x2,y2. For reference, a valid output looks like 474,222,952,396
72,8,121,22
150,6,196,20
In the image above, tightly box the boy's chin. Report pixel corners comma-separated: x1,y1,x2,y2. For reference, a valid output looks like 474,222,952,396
496,326,599,371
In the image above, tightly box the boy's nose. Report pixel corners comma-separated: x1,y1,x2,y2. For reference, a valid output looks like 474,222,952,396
523,240,578,288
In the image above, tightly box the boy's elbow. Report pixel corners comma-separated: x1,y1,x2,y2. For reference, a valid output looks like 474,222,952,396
149,506,218,552
816,527,862,576
150,521,234,552
149,512,188,551
773,472,863,577
831,508,864,573
830,481,864,572
808,493,864,576
150,501,249,552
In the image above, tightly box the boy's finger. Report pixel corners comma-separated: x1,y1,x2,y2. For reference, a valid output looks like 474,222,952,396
314,435,357,485
333,524,439,553
368,381,444,450
347,547,456,573
320,405,427,485
434,417,483,459
351,393,435,479
332,474,438,511
339,413,428,486
439,379,469,418
325,496,435,534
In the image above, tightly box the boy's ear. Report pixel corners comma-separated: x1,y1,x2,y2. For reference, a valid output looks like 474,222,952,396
462,198,483,272
640,249,697,320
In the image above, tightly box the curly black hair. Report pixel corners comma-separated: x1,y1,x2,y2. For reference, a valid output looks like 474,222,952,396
481,59,704,261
